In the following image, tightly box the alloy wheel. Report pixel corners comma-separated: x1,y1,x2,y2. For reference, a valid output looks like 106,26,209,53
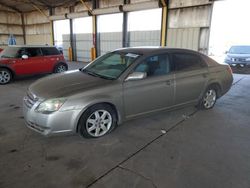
86,110,112,137
203,89,217,109
0,70,11,84
56,65,67,73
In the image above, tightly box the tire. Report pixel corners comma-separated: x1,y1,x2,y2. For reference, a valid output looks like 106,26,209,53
54,63,68,73
199,86,217,110
0,68,12,85
78,104,118,138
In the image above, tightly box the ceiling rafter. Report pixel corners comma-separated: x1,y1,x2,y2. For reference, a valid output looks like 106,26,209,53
0,0,22,12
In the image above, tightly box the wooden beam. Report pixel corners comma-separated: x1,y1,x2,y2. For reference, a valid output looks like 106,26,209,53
0,1,22,13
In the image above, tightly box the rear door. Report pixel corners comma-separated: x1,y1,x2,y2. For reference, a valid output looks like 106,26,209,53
123,53,175,118
172,52,208,105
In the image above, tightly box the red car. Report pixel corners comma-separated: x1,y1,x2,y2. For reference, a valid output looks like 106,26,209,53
0,48,3,53
0,45,67,84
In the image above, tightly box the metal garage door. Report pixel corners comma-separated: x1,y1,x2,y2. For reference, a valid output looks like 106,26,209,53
128,8,162,47
97,13,123,55
73,17,93,62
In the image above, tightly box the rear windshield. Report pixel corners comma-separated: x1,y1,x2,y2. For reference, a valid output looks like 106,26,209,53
42,47,60,56
229,46,250,54
0,47,20,58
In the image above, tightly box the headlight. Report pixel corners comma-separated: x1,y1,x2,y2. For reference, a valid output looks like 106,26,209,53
245,58,250,61
35,98,66,114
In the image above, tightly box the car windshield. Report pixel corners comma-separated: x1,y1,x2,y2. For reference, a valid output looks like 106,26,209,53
0,47,20,58
82,52,140,80
229,46,250,54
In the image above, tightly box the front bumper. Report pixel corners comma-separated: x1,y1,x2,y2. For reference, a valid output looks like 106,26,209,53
225,61,250,68
23,99,82,136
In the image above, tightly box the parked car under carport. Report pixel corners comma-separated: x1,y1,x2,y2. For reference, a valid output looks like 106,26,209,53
23,47,233,138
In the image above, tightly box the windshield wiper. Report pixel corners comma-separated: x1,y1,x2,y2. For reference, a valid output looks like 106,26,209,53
81,69,115,80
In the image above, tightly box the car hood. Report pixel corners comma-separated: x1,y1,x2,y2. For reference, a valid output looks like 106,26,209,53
29,70,114,99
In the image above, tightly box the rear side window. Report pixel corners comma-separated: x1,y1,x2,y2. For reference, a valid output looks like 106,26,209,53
41,47,60,56
173,53,206,71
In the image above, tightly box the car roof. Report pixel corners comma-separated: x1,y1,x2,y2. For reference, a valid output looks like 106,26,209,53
112,47,202,56
7,45,55,48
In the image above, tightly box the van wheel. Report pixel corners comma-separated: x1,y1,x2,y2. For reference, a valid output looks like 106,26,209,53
78,104,117,138
0,68,12,84
54,63,68,73
199,86,217,110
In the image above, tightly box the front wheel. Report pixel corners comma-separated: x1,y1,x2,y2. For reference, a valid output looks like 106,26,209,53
0,68,12,85
54,63,68,73
199,87,217,109
78,104,117,138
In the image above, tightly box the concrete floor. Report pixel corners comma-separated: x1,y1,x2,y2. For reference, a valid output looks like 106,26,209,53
0,62,250,188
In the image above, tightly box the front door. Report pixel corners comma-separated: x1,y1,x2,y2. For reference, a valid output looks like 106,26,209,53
123,54,175,118
13,47,46,75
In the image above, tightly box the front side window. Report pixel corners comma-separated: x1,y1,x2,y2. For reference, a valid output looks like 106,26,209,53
83,52,140,80
173,53,205,72
135,54,171,77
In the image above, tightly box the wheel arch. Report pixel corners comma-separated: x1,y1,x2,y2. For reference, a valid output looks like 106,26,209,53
53,62,68,72
0,66,15,78
76,101,121,133
207,82,222,98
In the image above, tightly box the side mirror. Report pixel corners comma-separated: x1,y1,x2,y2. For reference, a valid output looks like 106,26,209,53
125,72,147,81
225,51,228,54
22,54,28,59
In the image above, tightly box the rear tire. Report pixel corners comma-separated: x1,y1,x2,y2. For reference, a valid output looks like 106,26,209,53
54,63,68,73
78,104,117,138
0,68,12,85
199,86,217,110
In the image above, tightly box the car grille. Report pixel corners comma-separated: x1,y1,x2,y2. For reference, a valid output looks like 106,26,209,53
231,58,247,62
24,91,38,108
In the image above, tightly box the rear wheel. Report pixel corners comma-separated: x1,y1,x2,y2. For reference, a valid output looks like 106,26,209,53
78,104,117,138
0,68,12,85
199,87,217,109
54,63,68,73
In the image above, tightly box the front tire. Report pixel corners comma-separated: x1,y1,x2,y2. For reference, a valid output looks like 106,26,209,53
0,68,12,85
78,104,117,138
199,87,217,109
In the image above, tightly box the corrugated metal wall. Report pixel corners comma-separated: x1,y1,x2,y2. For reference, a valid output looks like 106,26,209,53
167,28,200,50
99,32,123,55
62,34,71,60
129,31,161,47
24,10,51,45
167,2,213,54
0,7,24,48
75,34,92,62
0,0,213,60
